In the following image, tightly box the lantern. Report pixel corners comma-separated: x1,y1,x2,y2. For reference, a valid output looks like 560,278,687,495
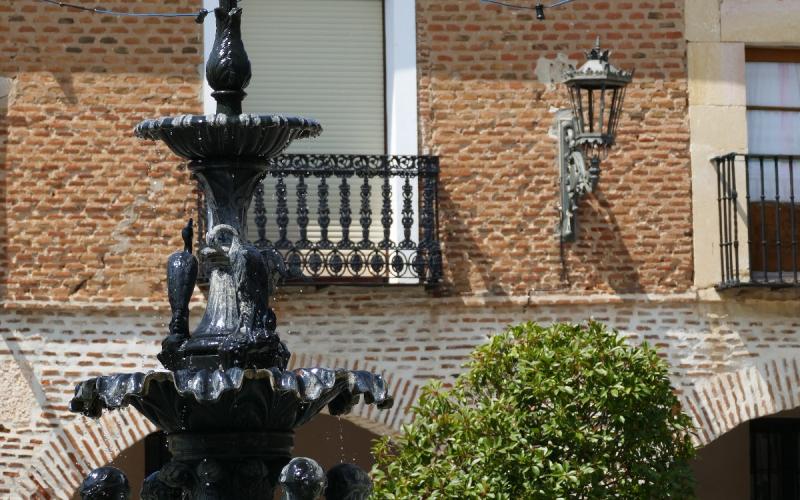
565,38,632,171
556,38,633,240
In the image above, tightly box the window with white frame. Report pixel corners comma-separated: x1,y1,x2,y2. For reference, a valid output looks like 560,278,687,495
746,49,800,195
202,0,422,282
745,48,800,275
239,0,386,245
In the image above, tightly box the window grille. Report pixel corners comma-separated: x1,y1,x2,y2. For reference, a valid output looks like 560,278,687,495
751,418,800,500
714,154,800,288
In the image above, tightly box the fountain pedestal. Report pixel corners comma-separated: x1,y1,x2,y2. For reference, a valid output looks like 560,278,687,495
154,432,292,499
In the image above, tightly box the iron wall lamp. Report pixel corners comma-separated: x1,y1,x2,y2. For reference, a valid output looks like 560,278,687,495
555,39,633,241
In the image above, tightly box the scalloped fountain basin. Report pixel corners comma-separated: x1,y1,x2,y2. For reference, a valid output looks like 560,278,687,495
134,113,322,162
70,367,392,434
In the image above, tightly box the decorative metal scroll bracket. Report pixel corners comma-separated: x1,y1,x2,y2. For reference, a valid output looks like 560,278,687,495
551,109,596,242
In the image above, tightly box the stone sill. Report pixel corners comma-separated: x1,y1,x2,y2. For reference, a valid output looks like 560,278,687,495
1,288,795,316
704,285,800,303
0,291,691,315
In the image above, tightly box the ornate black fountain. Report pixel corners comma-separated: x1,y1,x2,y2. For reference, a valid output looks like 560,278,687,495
69,2,392,498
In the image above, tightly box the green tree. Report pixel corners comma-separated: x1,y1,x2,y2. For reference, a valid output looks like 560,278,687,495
371,322,695,499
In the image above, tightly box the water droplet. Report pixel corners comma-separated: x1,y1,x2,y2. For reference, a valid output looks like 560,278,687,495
337,415,346,464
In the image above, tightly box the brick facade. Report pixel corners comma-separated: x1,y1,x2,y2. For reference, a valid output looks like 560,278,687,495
0,0,690,304
0,0,798,498
0,0,202,304
417,0,692,295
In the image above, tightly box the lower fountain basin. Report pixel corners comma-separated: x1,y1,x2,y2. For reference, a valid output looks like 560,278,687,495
70,367,392,433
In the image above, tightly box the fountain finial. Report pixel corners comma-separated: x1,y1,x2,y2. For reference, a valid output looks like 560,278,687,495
182,218,194,253
206,0,251,115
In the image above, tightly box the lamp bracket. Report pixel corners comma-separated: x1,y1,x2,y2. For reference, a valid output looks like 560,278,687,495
552,110,597,242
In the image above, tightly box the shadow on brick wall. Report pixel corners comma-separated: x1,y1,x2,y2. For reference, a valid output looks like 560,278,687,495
436,189,501,295
438,178,647,296
575,192,645,294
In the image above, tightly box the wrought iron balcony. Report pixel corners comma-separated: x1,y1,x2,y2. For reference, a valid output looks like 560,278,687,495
714,153,800,288
197,154,442,286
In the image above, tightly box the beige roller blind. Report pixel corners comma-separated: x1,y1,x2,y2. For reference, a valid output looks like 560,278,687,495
241,0,385,154
242,0,386,246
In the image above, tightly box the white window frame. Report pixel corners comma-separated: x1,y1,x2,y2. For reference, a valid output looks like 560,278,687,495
687,3,800,291
201,1,421,282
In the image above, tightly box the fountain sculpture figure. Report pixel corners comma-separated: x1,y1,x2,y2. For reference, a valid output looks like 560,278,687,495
69,1,393,498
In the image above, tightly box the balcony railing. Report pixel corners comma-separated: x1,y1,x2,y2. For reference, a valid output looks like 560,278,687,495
197,154,442,286
714,153,800,288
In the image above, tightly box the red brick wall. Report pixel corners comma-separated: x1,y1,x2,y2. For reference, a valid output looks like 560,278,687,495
417,0,692,296
0,0,203,304
0,0,692,304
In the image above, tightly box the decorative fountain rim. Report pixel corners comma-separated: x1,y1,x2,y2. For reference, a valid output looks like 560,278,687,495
134,113,322,138
70,367,392,416
134,113,322,162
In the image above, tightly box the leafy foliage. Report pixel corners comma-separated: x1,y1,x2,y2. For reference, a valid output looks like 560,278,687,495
371,322,695,499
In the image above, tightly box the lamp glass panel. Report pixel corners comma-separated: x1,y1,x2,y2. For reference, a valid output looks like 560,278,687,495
597,86,608,135
580,142,604,162
607,87,623,137
569,86,585,134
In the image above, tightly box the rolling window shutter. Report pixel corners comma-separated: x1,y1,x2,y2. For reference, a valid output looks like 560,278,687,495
241,0,386,244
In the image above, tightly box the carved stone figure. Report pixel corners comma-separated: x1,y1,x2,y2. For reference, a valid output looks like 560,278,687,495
229,232,271,334
207,224,289,369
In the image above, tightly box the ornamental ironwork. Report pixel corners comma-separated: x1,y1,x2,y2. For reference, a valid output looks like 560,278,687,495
196,154,443,287
555,38,633,241
714,153,800,289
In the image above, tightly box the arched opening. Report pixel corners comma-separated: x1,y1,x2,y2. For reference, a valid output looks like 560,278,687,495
71,414,380,499
293,414,381,471
693,407,800,500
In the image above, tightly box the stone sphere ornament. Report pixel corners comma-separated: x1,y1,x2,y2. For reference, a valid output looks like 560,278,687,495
325,463,373,500
279,458,326,500
79,467,130,500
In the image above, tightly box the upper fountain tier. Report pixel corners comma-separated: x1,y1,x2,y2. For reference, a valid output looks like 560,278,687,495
134,113,321,163
134,3,321,163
